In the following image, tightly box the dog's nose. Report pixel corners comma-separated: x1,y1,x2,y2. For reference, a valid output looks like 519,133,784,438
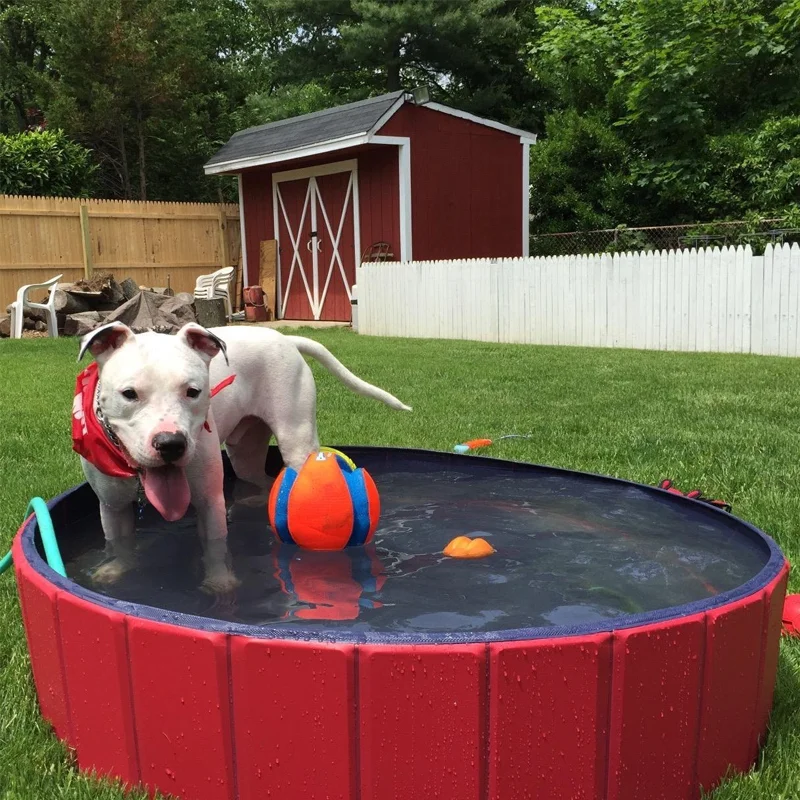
152,432,187,463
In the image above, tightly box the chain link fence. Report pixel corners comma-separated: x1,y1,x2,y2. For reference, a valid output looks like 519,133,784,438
529,219,800,257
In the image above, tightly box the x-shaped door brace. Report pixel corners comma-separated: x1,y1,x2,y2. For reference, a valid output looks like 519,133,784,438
276,171,355,320
276,179,315,318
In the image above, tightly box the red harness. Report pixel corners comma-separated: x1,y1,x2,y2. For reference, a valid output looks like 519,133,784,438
71,362,235,478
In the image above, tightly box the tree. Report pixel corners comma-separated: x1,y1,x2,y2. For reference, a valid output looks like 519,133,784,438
528,109,634,233
0,0,48,133
242,0,542,131
3,0,796,219
0,129,96,196
528,0,800,231
34,0,268,201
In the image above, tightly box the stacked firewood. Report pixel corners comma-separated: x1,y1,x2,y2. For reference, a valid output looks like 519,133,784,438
0,272,199,337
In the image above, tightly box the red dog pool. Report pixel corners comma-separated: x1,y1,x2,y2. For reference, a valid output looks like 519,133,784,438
13,448,788,800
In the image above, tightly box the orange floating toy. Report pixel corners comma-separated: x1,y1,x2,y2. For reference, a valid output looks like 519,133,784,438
443,535,496,559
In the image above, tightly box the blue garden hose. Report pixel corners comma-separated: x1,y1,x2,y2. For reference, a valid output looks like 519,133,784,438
0,497,66,578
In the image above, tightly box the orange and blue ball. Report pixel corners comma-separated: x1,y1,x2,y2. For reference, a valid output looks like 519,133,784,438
268,449,381,551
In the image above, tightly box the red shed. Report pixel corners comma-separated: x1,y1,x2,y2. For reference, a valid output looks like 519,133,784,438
204,91,537,321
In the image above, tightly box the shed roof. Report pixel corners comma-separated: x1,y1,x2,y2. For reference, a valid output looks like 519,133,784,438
205,92,404,172
205,92,537,175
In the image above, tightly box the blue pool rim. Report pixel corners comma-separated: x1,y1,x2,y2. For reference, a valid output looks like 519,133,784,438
19,446,787,646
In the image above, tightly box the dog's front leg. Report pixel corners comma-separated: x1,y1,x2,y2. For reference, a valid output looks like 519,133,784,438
187,427,240,595
95,501,137,583
82,459,139,584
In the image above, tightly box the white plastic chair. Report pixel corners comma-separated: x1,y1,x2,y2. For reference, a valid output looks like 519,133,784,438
9,274,63,339
193,266,235,319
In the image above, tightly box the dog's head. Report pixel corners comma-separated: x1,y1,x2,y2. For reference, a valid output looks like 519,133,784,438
79,321,227,472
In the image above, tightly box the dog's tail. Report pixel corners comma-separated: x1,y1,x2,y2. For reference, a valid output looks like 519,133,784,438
285,335,412,412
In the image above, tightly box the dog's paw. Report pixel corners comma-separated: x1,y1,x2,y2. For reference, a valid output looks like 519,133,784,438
231,481,271,507
200,569,241,596
91,559,131,585
232,492,271,509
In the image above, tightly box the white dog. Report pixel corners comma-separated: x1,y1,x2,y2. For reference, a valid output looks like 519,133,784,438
73,322,410,592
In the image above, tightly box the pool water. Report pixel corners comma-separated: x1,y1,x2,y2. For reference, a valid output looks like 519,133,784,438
61,453,768,635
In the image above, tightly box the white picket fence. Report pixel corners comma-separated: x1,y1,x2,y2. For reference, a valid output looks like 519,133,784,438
358,244,800,355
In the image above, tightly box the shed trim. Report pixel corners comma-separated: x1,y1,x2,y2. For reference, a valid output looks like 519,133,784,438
272,159,359,184
205,134,370,175
236,174,250,285
370,136,412,263
522,142,530,258
422,102,538,144
364,93,407,137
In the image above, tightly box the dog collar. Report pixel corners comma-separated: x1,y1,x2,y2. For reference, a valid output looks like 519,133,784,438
94,383,123,449
203,374,236,431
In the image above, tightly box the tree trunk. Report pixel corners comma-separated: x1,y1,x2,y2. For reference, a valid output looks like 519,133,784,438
36,42,50,73
386,39,402,92
118,124,132,199
12,94,27,132
137,108,147,202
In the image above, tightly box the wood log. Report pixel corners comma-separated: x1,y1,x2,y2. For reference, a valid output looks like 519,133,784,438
5,303,46,322
195,297,227,328
52,289,91,315
120,278,139,301
100,277,125,305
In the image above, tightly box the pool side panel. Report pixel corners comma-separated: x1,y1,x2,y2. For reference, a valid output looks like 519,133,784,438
57,591,140,786
12,515,787,800
487,632,613,800
695,592,766,792
753,561,790,746
12,530,73,745
606,613,706,800
127,618,235,800
358,643,486,800
230,636,357,800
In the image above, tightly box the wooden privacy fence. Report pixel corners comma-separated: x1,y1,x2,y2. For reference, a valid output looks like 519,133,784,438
358,243,800,356
0,194,240,310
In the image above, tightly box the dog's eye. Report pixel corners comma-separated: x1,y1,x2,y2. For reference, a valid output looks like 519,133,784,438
121,389,138,401
186,388,201,399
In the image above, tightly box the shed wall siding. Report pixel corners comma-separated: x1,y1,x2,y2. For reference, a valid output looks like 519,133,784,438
379,104,523,260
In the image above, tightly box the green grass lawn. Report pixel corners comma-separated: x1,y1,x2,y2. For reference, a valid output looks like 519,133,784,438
1,328,800,799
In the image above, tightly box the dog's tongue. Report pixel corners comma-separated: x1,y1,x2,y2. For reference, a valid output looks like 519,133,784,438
141,466,190,522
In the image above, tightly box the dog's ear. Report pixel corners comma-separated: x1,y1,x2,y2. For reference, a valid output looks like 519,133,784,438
177,323,229,365
78,322,135,365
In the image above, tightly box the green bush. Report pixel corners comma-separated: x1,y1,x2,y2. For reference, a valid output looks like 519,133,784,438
528,110,635,234
0,129,96,197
